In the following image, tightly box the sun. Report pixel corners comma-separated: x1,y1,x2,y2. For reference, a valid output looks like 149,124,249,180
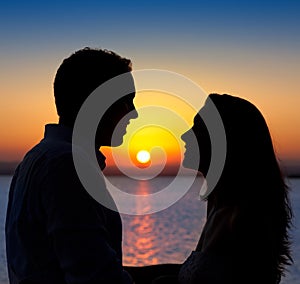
136,150,151,164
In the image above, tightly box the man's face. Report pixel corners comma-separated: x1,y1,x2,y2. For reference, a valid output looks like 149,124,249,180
96,93,138,147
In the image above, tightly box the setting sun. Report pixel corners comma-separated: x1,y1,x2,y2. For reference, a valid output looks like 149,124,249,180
136,150,151,164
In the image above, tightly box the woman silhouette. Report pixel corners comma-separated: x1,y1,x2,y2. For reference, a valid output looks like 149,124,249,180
178,94,293,283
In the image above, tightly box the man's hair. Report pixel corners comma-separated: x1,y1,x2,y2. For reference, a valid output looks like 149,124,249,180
54,47,132,122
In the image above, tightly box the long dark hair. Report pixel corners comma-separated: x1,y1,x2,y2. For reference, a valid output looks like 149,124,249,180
198,94,293,282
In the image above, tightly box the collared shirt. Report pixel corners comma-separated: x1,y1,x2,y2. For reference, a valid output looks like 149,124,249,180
5,124,132,284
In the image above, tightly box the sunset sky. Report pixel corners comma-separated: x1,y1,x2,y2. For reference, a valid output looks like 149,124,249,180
0,0,299,173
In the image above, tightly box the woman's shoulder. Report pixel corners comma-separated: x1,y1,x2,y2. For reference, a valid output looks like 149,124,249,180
179,250,233,284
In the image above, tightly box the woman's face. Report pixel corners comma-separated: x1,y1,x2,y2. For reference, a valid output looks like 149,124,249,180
181,108,211,175
181,115,200,170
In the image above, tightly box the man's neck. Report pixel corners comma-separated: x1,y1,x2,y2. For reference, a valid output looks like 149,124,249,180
58,117,74,128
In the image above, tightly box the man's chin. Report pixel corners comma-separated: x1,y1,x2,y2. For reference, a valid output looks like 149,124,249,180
110,136,124,147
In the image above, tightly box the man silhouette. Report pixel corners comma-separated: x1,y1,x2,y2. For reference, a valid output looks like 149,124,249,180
5,48,137,284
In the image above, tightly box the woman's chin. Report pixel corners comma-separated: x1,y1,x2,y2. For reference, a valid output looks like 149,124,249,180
182,155,199,171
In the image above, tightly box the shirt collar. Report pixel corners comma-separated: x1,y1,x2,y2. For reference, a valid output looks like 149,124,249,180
44,124,106,170
44,123,73,143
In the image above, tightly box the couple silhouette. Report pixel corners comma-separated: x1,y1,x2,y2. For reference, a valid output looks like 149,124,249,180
5,48,293,284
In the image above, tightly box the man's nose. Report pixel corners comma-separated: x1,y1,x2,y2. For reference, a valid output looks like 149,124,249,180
181,130,190,141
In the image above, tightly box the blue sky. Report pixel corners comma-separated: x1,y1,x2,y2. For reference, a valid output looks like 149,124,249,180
1,0,299,54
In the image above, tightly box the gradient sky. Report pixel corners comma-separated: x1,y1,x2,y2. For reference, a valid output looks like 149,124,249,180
1,0,300,171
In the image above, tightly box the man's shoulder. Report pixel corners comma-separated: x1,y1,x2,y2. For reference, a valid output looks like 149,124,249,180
17,139,73,178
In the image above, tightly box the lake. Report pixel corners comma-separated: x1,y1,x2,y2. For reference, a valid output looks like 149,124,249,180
0,176,299,283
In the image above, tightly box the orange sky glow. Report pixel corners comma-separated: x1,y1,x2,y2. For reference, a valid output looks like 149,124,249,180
1,52,300,174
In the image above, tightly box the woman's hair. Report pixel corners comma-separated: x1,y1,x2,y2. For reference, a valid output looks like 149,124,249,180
198,94,293,281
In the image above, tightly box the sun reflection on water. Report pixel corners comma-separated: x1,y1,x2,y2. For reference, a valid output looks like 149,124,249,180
117,176,207,266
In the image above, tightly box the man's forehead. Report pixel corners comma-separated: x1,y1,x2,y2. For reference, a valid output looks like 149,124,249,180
122,93,135,101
